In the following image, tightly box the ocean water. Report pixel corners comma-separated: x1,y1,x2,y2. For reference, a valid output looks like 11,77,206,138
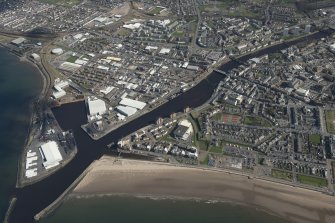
41,196,288,223
0,48,42,220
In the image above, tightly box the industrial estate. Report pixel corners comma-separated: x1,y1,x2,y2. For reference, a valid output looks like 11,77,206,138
1,0,335,223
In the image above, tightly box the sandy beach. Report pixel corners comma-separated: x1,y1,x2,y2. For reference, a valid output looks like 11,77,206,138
73,156,335,223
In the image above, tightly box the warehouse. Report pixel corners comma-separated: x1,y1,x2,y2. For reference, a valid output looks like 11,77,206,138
39,141,63,170
52,79,69,99
87,96,107,116
11,37,26,46
116,105,137,117
119,98,146,110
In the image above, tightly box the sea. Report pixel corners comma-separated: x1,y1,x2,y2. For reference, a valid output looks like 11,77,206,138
0,47,288,223
0,47,42,220
41,196,288,223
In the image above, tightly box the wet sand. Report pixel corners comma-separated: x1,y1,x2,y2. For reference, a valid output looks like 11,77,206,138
73,156,335,223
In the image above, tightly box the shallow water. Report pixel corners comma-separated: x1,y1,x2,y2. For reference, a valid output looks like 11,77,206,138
41,196,289,223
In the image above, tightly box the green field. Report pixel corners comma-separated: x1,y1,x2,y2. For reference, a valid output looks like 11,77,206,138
200,154,210,165
271,169,292,181
148,6,165,15
188,115,210,151
325,110,335,134
309,134,321,145
171,31,185,38
209,146,223,154
66,56,78,63
297,175,328,187
244,116,272,127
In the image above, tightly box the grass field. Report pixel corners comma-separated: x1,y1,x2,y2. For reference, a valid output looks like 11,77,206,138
209,146,223,154
200,154,210,165
66,56,78,63
297,175,328,187
325,110,335,134
148,6,165,15
309,134,321,145
189,115,210,151
171,31,185,38
271,169,292,181
0,35,10,43
244,116,272,127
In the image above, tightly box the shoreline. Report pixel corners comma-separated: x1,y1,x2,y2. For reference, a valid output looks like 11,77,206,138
69,156,335,223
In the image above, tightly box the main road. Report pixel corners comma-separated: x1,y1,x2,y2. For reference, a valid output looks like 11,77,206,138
6,29,332,223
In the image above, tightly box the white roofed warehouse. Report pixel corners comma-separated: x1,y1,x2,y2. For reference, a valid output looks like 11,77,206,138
39,141,63,170
119,98,146,110
87,96,107,116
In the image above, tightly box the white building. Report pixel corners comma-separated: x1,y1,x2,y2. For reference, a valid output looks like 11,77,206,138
39,141,63,170
173,119,193,141
119,98,146,110
52,79,69,99
116,105,137,117
31,53,40,61
11,37,26,46
51,48,64,55
296,88,309,97
87,97,107,116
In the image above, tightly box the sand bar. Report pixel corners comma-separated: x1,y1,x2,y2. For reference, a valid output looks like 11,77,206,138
73,156,335,223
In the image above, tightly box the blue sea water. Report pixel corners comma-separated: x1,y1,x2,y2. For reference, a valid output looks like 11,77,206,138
0,47,42,220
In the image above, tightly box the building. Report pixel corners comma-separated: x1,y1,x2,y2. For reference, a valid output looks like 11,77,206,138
293,26,300,35
119,98,146,110
52,79,69,99
173,119,193,140
11,37,26,46
31,53,40,61
305,24,311,33
296,88,309,97
283,27,289,36
39,141,63,170
51,48,64,55
87,97,107,116
329,43,335,54
116,105,137,117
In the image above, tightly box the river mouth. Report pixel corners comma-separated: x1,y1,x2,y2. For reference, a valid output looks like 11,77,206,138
6,29,333,223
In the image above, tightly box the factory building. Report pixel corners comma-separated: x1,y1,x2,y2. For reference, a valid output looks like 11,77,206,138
52,79,69,99
119,98,146,110
39,141,63,170
116,105,137,117
87,96,107,116
11,37,26,46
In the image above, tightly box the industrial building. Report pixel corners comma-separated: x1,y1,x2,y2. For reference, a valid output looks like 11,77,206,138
31,53,40,61
25,150,38,178
87,96,107,116
119,98,146,110
116,105,137,117
52,79,69,99
11,37,26,46
39,141,63,170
